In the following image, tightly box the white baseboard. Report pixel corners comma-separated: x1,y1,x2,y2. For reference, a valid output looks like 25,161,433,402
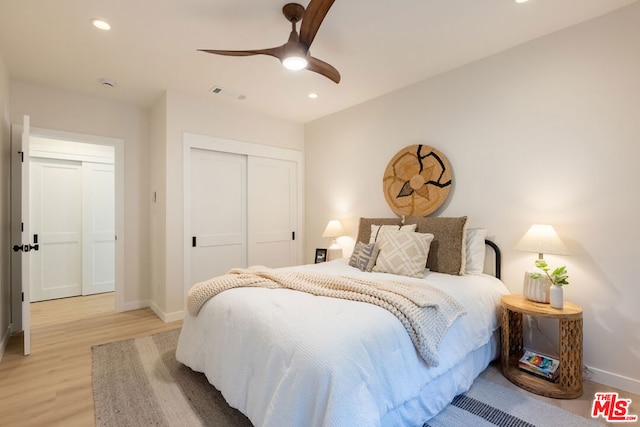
586,365,640,396
121,299,150,312
148,301,185,323
119,299,184,323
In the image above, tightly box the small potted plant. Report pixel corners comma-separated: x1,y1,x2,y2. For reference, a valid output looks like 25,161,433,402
530,259,569,308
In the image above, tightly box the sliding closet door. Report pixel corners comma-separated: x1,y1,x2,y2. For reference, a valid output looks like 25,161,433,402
82,162,115,295
29,158,83,302
248,157,297,268
190,149,247,284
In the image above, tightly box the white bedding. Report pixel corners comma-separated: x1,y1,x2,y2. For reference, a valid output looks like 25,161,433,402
176,259,510,427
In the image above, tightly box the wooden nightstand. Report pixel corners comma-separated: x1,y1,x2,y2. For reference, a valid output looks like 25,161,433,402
500,294,583,398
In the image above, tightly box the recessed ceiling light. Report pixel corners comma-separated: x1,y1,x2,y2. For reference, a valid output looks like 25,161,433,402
515,0,529,3
308,93,318,99
91,18,111,31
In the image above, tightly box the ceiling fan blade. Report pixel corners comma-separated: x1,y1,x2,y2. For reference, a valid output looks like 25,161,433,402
299,0,336,47
307,56,340,83
199,46,285,60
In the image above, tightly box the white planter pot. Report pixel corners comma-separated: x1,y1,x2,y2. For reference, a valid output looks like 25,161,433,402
523,272,551,303
550,284,564,309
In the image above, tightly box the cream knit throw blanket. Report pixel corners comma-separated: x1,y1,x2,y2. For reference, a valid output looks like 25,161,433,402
186,267,466,367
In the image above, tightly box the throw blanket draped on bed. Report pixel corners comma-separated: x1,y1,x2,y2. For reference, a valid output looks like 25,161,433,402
187,267,466,366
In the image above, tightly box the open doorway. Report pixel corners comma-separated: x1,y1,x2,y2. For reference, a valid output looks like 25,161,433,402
29,136,115,302
27,127,124,311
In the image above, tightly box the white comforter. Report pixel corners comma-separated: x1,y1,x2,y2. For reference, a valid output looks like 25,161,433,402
176,259,509,427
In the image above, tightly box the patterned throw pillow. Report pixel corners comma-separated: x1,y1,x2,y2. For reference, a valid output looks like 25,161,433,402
348,242,380,272
373,230,434,278
356,218,403,245
369,225,399,243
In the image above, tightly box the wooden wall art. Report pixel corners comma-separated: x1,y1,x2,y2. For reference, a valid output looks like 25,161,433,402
383,144,452,217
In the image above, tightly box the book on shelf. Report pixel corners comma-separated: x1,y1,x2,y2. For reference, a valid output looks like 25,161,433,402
518,350,559,381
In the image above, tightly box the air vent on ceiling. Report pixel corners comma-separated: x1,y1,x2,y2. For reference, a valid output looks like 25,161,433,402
210,86,247,101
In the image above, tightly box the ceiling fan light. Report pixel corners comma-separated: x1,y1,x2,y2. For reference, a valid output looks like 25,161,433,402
282,55,308,71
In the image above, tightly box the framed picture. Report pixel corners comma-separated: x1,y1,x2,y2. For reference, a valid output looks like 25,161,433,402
315,248,327,264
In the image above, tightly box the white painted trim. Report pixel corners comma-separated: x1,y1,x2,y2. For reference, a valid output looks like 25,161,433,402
185,132,302,162
149,301,185,323
30,135,115,164
122,299,151,312
30,126,126,313
30,149,113,164
586,365,640,396
182,132,304,306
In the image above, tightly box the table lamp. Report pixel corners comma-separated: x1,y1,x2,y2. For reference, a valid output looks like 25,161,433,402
322,220,345,261
515,224,569,303
515,224,569,259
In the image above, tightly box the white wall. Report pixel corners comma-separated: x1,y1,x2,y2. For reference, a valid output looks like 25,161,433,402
0,54,11,358
5,83,305,323
149,93,168,314
10,82,151,308
304,3,640,394
151,90,304,319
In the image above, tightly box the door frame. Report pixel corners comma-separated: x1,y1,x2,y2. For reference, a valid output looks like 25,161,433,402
182,133,304,299
28,127,125,311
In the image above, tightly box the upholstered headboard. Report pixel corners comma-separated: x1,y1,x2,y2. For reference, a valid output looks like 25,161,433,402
355,217,501,279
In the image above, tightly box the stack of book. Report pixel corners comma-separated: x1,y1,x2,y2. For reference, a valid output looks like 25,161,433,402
518,350,559,382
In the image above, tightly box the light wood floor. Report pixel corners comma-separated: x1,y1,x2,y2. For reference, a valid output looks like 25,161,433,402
0,293,182,427
0,293,637,426
480,363,640,426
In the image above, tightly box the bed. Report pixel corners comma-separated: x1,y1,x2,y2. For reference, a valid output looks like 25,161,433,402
176,217,509,426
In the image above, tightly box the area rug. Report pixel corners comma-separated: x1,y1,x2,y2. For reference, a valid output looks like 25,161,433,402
92,329,600,427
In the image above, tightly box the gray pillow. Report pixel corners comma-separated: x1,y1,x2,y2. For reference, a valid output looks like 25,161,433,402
348,241,380,272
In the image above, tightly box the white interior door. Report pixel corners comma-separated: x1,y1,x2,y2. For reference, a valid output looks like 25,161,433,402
189,149,247,287
29,158,83,302
248,157,297,268
82,162,115,295
10,116,31,355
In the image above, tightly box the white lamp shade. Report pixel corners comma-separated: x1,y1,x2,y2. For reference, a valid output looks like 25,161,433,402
514,224,570,257
322,220,345,238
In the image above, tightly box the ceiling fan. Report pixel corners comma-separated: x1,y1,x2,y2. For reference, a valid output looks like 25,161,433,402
199,0,340,83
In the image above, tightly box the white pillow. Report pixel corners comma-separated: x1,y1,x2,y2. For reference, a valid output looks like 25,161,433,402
372,229,434,278
465,228,487,275
369,223,416,244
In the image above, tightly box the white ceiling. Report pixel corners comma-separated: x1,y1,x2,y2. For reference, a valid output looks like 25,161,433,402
0,0,637,123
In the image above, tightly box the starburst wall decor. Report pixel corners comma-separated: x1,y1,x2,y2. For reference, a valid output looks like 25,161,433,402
382,145,452,217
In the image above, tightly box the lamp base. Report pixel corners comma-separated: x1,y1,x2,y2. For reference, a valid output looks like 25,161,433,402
326,245,343,261
523,271,551,303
